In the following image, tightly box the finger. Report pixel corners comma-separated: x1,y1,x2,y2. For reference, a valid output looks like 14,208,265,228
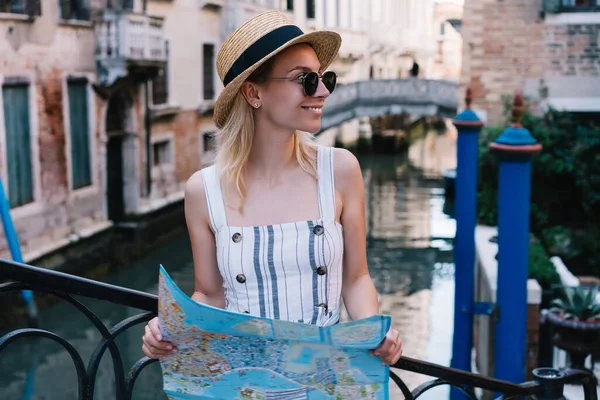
374,330,397,356
144,325,174,351
142,343,156,359
142,337,173,357
148,319,163,341
143,331,175,353
385,339,404,365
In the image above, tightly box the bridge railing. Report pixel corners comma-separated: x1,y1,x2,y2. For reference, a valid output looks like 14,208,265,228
0,257,597,400
319,78,460,132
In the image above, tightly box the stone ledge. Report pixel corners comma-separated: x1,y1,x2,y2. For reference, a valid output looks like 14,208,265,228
475,224,542,305
23,220,113,265
135,190,185,216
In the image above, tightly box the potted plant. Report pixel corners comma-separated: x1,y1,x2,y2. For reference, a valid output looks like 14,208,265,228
545,285,600,370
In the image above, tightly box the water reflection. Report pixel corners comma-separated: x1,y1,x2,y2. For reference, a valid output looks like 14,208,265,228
0,129,457,399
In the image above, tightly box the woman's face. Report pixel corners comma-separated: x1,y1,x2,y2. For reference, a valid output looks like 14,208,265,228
252,44,332,134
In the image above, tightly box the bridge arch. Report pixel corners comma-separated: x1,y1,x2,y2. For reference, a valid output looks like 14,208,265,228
317,78,460,134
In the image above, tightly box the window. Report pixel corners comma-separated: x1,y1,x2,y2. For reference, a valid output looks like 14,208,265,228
107,0,133,11
153,140,172,167
67,77,92,189
436,40,444,63
0,0,41,15
2,82,33,208
59,0,90,21
203,132,216,153
203,44,215,101
561,0,600,10
153,41,169,105
306,0,315,19
286,0,293,10
440,22,446,35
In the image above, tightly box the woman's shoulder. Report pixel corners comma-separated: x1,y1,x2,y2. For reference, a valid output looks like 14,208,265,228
330,147,361,180
184,166,214,202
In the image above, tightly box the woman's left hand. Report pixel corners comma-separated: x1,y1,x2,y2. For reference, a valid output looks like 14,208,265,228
372,328,403,365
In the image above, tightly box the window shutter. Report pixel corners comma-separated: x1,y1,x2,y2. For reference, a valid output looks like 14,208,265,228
152,41,169,105
25,0,42,16
542,0,562,13
67,78,92,189
2,84,34,208
60,0,73,19
203,44,215,100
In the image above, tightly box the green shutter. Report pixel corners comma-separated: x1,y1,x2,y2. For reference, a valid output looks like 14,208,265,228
542,0,562,13
68,79,92,189
2,84,33,208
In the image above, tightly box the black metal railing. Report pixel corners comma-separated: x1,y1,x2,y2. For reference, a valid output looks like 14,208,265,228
1,257,597,400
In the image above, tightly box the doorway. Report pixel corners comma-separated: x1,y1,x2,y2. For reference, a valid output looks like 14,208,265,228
105,90,133,222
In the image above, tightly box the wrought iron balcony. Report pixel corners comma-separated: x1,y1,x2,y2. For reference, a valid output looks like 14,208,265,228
0,257,597,400
95,9,167,87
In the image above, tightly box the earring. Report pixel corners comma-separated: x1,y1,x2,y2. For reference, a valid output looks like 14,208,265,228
254,103,260,108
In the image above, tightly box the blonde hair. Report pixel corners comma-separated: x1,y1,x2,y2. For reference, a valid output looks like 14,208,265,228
215,92,318,211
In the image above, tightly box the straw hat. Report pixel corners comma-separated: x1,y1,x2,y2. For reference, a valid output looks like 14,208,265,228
213,10,342,129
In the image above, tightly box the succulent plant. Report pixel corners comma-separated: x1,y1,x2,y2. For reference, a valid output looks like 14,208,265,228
550,286,600,322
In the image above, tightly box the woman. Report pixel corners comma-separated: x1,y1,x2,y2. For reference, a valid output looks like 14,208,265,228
142,10,403,366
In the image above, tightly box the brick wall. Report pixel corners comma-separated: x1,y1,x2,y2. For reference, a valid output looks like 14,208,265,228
144,111,209,202
461,0,600,125
546,24,600,77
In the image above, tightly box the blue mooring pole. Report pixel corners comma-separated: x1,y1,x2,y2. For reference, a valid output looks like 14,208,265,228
450,88,483,400
0,175,38,324
490,92,542,386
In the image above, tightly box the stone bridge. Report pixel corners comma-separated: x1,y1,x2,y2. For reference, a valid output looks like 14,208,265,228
318,78,460,133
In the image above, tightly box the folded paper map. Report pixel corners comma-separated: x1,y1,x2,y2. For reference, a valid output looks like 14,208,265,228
157,265,391,399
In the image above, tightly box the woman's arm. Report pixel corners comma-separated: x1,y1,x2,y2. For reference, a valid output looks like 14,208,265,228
335,148,403,365
335,148,379,320
186,171,226,309
142,170,225,359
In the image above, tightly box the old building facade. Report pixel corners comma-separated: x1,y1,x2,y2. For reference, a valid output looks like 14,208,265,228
0,0,154,262
431,1,463,82
460,0,600,125
0,0,442,265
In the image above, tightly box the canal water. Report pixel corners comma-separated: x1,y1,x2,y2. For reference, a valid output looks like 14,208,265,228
0,128,457,399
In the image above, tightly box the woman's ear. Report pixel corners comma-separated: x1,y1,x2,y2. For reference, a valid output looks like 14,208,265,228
241,82,261,108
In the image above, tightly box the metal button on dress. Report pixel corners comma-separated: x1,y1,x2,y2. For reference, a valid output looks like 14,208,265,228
236,274,246,283
232,232,242,243
318,303,328,311
313,225,324,236
316,266,327,275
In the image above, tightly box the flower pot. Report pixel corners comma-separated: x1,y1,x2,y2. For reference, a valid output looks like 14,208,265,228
546,311,600,370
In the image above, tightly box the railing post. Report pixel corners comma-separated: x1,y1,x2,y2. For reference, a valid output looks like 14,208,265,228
450,87,483,400
489,92,542,386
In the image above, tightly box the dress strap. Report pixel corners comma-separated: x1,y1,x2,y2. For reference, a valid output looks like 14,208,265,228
201,165,228,232
317,146,336,221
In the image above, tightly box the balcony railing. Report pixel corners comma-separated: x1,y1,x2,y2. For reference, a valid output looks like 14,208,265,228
0,257,597,400
96,9,167,86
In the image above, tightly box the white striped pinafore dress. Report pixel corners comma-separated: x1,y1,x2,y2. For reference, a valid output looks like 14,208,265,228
201,145,344,327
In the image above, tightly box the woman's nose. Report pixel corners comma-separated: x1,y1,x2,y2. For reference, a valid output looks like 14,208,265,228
313,78,331,98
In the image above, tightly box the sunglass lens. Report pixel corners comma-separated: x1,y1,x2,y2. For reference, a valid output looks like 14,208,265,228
322,71,337,94
303,72,320,96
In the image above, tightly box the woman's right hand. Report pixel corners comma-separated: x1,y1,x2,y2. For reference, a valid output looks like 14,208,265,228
142,317,177,359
